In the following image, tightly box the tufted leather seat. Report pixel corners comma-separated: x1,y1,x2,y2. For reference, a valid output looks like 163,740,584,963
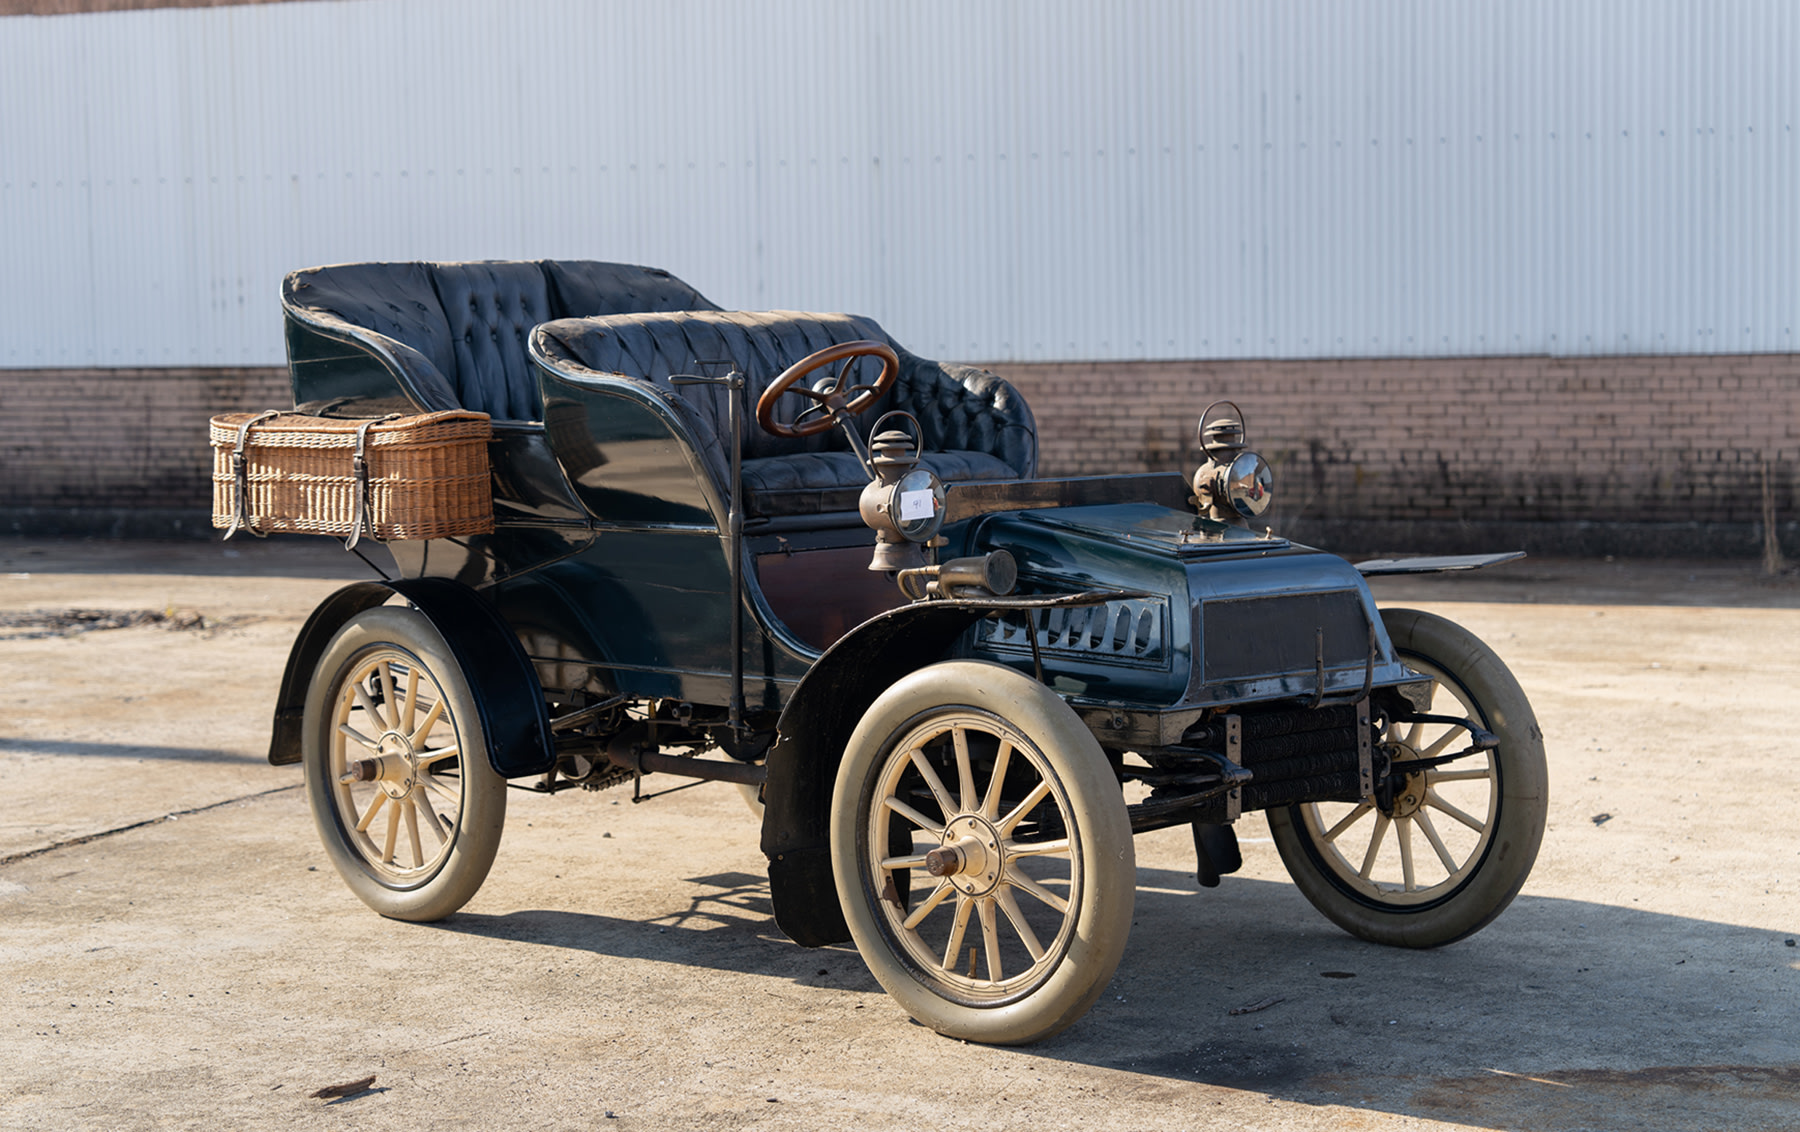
532,310,1037,518
282,260,717,420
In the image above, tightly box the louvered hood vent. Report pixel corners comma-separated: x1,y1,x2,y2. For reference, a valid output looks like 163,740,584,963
975,596,1170,669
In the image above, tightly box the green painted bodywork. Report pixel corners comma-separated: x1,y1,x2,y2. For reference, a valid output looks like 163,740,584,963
287,297,1415,720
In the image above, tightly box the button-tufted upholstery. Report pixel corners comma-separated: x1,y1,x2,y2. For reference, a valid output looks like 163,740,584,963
282,260,717,421
533,310,1037,517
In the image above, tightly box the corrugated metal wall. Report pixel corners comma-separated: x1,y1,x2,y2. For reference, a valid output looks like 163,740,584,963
2,0,1794,367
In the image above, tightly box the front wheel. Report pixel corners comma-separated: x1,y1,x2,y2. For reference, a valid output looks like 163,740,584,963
1268,607,1547,947
831,661,1134,1044
303,605,506,922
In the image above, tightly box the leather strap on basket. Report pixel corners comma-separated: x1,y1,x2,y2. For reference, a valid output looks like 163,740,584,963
345,414,402,550
223,410,286,540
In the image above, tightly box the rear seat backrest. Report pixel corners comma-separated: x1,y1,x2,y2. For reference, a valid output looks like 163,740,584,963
427,262,554,421
282,259,721,422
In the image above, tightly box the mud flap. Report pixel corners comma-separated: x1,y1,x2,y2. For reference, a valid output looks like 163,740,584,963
768,846,851,947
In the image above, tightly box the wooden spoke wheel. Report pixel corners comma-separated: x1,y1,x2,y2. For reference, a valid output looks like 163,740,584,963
832,662,1134,1044
303,606,505,922
1268,608,1547,947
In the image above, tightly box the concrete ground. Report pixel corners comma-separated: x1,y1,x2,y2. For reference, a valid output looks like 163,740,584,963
1,537,1796,1131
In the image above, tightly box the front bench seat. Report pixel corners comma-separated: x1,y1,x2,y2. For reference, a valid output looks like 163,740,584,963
282,259,718,420
531,310,1037,518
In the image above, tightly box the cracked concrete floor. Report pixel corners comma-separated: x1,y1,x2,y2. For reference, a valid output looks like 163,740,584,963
2,537,1797,1131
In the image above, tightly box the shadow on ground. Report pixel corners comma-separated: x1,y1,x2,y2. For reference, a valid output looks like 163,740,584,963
437,864,1799,1130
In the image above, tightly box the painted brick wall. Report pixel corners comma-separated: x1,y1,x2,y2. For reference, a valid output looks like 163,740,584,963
1,367,287,524
996,354,1800,531
3,356,1795,551
0,1,296,14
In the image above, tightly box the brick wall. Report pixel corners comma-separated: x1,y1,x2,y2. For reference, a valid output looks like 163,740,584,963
1,1,297,14
3,356,1796,554
995,354,1800,556
1,367,288,536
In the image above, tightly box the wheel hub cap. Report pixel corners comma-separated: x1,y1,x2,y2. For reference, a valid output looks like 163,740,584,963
375,732,419,799
930,816,1004,896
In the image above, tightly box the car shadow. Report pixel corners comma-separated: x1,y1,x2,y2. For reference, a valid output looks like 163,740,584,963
0,737,264,764
434,863,1799,1130
0,535,381,579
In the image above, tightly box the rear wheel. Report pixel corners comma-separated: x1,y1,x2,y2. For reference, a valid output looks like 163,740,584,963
832,661,1134,1044
1268,607,1546,946
303,606,505,921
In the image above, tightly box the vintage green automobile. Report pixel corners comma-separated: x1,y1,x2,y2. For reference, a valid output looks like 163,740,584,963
259,259,1546,1044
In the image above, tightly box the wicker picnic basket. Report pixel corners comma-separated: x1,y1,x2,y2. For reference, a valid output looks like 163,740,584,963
209,410,494,546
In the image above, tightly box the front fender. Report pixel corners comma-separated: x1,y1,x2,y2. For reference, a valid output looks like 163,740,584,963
267,577,553,779
760,601,991,947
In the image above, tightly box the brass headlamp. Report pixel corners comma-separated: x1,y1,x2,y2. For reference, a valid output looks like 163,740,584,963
1191,400,1274,525
858,411,947,572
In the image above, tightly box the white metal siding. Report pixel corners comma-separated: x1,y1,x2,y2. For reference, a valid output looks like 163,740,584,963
1,0,1794,366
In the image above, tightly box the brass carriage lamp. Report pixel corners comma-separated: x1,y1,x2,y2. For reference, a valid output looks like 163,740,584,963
1191,400,1275,526
859,414,947,572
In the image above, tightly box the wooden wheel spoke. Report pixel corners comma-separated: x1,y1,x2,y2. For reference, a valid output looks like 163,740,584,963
952,727,977,813
1322,802,1374,842
337,723,381,754
939,895,974,969
981,740,1014,820
994,886,1045,962
409,699,445,746
416,744,460,767
882,795,945,836
415,791,448,843
1358,814,1391,880
978,898,1003,983
1428,766,1493,784
1415,809,1458,874
401,666,420,737
377,662,397,737
355,791,387,832
420,773,460,806
1419,725,1467,760
1425,788,1486,832
998,780,1052,835
908,749,958,819
1001,837,1069,859
380,801,401,864
352,682,388,732
403,800,423,867
1397,818,1417,891
903,880,956,932
1005,867,1068,913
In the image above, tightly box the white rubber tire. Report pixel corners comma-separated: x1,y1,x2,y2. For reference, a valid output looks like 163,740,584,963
831,661,1134,1044
303,606,506,922
1268,607,1547,947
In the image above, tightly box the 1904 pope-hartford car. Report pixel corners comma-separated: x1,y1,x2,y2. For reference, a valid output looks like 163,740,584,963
244,259,1546,1044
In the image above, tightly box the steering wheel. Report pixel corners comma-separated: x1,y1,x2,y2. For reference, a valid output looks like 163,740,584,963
755,340,899,439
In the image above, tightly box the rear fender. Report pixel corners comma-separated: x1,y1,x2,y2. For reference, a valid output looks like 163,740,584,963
267,577,554,779
762,602,989,947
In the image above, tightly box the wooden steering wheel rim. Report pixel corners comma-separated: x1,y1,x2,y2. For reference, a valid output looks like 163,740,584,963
754,340,900,439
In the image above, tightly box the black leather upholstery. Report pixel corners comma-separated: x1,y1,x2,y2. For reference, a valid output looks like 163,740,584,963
533,310,1036,517
429,262,554,421
543,261,719,319
281,259,717,420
